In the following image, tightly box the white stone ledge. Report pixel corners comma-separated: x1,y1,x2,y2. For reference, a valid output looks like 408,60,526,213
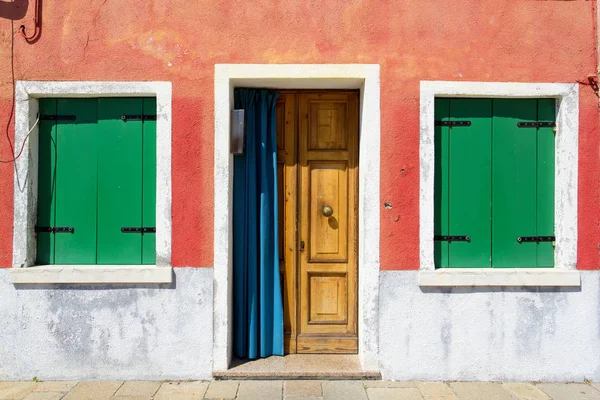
418,268,581,287
9,265,173,284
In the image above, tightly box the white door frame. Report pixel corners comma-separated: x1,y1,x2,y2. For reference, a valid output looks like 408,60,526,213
213,64,381,371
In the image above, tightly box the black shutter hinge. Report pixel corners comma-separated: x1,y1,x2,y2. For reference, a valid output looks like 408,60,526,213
40,115,76,121
121,115,157,122
434,235,470,242
121,227,156,233
517,236,555,243
517,122,556,128
35,226,74,233
435,121,471,127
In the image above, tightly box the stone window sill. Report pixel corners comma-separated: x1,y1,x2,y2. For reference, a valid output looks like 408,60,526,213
418,268,580,287
10,265,172,284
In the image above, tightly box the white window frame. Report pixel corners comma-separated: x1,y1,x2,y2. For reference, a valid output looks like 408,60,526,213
10,81,172,284
419,81,580,287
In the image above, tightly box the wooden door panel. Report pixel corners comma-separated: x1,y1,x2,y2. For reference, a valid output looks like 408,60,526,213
298,92,358,354
309,273,347,324
308,161,348,262
309,100,348,150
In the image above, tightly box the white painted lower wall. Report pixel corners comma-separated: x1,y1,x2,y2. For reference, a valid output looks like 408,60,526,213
2,267,598,381
379,270,600,382
0,268,213,381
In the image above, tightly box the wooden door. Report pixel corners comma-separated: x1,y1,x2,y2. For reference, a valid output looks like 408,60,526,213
277,91,358,354
276,93,298,353
297,92,359,353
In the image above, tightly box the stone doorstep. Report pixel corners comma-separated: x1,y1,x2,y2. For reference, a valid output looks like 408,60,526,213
213,371,381,380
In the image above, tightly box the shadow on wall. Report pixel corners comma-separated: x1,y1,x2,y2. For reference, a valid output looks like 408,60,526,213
420,286,582,295
0,0,42,44
12,271,177,291
0,0,28,20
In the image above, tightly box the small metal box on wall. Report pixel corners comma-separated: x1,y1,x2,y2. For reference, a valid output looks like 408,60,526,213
231,109,245,154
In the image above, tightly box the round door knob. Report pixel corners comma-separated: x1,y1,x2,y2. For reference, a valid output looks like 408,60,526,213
322,205,333,217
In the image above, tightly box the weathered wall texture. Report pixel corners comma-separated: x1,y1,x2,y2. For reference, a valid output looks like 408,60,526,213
380,271,600,381
0,268,213,380
0,0,598,270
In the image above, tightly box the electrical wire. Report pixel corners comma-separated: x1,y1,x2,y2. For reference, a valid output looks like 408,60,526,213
0,116,39,163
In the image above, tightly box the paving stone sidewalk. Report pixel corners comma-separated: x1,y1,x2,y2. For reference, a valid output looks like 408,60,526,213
0,380,599,400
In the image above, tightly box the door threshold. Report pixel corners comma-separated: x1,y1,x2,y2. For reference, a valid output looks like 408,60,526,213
213,354,380,380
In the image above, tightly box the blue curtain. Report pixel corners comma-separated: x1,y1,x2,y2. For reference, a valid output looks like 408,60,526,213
233,89,284,359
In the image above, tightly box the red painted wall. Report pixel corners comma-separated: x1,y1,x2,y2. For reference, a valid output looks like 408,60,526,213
0,1,598,269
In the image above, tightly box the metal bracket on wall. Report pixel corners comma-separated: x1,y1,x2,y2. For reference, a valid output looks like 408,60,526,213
34,226,74,233
517,236,555,243
434,235,470,242
40,115,76,121
517,122,556,128
434,121,471,127
121,227,156,233
121,115,157,122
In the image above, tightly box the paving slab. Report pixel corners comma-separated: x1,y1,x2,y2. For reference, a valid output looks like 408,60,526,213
502,383,550,400
237,381,283,400
62,381,123,400
449,382,513,400
366,387,423,400
416,382,457,398
322,381,367,400
33,382,78,393
22,393,64,400
153,381,209,400
204,380,239,399
536,383,600,400
284,381,322,397
0,382,37,400
364,381,416,388
285,397,323,400
113,381,161,397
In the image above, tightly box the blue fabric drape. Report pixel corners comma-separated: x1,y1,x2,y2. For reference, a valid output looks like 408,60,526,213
233,88,284,359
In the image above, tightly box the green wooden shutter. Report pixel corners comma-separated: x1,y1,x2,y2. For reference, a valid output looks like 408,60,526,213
448,99,492,268
434,99,493,268
36,99,57,264
492,99,555,268
54,99,99,264
97,98,144,264
536,99,555,267
435,98,555,269
434,98,450,268
142,98,157,265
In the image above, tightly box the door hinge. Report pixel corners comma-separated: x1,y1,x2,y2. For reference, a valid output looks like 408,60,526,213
434,235,470,242
40,115,76,121
517,122,556,128
517,236,555,243
120,115,157,122
35,226,74,233
434,121,471,127
121,227,156,233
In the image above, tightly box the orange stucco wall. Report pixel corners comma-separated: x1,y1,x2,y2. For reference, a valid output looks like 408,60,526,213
0,0,598,269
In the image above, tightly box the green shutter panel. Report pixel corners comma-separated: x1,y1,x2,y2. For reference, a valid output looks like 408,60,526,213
434,98,450,268
54,99,99,264
36,99,57,264
448,99,492,268
97,98,143,264
492,99,538,268
142,98,157,265
536,99,556,267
